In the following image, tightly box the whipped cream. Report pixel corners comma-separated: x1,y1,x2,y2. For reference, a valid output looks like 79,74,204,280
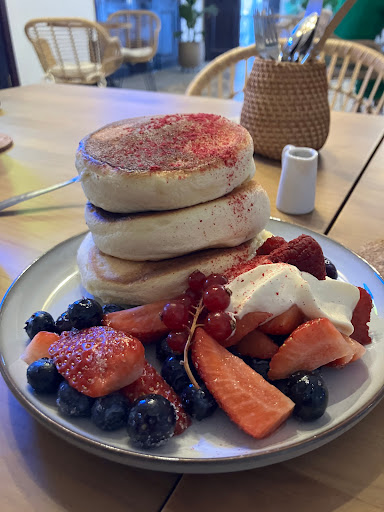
226,263,360,336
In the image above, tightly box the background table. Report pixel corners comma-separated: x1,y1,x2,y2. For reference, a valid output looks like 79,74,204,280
1,84,383,512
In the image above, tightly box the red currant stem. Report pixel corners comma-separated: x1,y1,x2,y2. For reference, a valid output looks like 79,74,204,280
183,298,204,389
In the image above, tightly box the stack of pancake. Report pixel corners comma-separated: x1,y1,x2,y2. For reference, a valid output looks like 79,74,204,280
76,113,271,305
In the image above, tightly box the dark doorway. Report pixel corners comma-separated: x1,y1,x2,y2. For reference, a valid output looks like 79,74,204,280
205,0,241,60
0,0,19,88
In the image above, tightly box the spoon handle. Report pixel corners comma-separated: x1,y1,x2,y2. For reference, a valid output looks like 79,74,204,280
0,176,80,212
307,0,358,61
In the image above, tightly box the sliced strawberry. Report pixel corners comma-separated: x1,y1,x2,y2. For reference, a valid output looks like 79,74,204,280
268,318,352,380
351,287,372,345
256,236,286,255
121,361,190,435
223,311,272,347
192,328,294,439
237,329,279,359
268,234,326,280
327,335,366,367
21,331,60,365
259,305,304,335
49,326,145,397
103,300,170,344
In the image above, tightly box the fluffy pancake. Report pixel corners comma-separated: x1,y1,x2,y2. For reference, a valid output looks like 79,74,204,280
77,231,271,305
85,179,270,261
76,114,255,213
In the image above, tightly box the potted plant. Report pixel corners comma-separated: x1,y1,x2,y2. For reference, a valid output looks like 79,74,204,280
175,0,218,69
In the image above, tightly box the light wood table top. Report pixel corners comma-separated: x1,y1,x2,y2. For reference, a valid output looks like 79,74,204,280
0,84,383,512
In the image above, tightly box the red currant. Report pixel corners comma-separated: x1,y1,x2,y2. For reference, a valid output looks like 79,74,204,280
203,285,231,312
188,270,206,293
204,273,228,289
166,331,188,354
204,311,235,342
161,302,189,331
176,293,193,309
184,287,201,304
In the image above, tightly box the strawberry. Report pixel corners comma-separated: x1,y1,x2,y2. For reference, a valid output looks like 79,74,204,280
268,318,352,380
48,326,145,397
223,311,272,347
121,360,190,435
256,236,286,255
327,335,366,367
351,287,372,345
103,300,170,344
21,331,60,365
268,234,326,280
259,305,304,335
236,329,279,359
192,328,294,439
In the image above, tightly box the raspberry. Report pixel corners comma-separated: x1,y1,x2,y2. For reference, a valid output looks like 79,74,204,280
256,236,286,255
268,234,326,280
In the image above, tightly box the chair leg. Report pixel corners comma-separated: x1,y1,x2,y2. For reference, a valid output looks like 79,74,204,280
143,61,157,91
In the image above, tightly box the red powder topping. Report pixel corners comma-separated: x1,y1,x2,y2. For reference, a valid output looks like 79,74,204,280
84,114,247,172
225,255,273,281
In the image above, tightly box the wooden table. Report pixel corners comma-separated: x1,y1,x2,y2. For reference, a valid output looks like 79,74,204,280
0,84,383,512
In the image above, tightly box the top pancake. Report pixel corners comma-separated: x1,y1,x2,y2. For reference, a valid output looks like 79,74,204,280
76,114,255,213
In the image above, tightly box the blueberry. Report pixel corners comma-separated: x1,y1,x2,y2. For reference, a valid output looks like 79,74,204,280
56,381,95,417
102,304,125,315
180,384,217,420
286,370,329,421
325,258,338,280
127,394,176,449
67,298,103,330
91,393,131,431
24,311,56,339
55,311,74,334
156,336,176,363
272,378,291,396
27,358,63,393
242,357,270,380
161,355,190,394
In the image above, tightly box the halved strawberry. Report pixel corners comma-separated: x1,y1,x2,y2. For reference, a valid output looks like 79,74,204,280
21,331,60,365
121,361,190,435
237,329,279,359
256,236,286,255
192,328,294,439
268,234,326,280
327,335,366,367
259,305,304,335
268,318,352,380
48,326,145,397
103,300,169,344
351,287,373,345
223,311,272,347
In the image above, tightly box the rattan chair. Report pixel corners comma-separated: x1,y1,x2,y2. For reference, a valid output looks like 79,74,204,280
105,10,161,65
25,18,123,86
186,39,384,115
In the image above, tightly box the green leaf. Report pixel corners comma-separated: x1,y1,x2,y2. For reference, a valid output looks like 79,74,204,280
179,4,194,24
174,30,183,39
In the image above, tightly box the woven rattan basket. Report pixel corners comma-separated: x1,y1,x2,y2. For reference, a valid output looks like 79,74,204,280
240,57,330,160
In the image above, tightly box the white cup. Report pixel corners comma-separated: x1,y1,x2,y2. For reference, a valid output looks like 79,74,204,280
276,144,318,215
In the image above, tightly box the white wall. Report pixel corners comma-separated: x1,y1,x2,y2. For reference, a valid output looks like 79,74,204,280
5,0,95,85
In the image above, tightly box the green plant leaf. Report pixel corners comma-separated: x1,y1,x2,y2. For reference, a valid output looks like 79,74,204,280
179,4,194,24
174,30,183,38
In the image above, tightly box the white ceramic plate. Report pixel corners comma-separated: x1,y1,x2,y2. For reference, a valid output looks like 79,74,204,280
1,219,384,473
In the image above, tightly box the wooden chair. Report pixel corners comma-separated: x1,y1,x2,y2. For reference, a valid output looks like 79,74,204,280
186,39,384,115
25,18,123,86
104,10,161,89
